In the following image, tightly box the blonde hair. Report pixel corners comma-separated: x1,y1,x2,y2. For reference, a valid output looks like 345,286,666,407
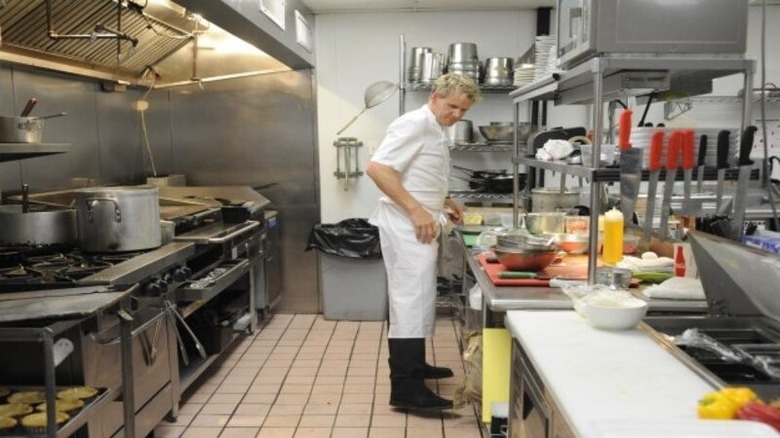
432,73,482,102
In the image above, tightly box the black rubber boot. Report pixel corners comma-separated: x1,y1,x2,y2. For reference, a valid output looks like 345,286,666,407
421,340,454,379
388,338,453,411
424,363,454,379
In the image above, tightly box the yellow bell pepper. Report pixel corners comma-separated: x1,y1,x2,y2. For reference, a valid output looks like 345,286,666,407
720,386,759,409
698,391,739,420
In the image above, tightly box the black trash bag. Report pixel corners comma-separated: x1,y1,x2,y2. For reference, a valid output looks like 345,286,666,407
306,218,382,259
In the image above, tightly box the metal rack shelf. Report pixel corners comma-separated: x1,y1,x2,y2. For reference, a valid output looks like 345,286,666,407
451,142,513,152
678,95,780,104
448,191,522,200
510,55,753,105
513,157,759,183
0,143,70,163
402,82,516,93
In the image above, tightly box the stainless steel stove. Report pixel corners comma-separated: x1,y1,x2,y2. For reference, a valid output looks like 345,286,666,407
0,185,271,438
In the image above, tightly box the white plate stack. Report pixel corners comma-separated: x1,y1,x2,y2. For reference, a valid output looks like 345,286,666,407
533,36,557,82
513,65,535,87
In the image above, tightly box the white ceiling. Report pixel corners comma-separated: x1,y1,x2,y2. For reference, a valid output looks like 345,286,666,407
300,0,556,14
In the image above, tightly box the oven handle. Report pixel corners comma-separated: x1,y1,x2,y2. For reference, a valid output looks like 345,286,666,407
88,307,167,346
207,220,259,243
175,220,260,244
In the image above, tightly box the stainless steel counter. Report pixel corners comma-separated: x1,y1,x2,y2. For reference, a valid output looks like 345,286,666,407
454,229,708,328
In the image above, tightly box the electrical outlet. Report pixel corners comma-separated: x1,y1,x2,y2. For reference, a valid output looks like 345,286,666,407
132,100,149,112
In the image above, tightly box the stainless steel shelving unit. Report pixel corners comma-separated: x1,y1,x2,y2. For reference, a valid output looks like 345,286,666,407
510,54,755,283
398,35,521,204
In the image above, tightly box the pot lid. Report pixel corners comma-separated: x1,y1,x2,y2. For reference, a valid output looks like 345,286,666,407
689,231,780,320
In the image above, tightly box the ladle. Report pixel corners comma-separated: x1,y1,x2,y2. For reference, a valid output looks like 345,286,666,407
336,81,397,135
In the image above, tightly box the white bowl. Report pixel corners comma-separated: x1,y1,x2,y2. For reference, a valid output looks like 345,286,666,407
584,298,648,330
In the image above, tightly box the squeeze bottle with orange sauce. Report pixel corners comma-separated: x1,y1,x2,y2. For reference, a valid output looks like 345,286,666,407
602,207,624,265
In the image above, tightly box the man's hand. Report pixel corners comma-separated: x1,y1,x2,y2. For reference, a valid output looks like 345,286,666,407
445,197,463,224
410,205,438,244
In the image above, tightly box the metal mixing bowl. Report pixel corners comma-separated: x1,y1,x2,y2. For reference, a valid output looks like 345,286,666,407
494,246,560,271
524,212,566,235
497,234,557,252
543,233,589,254
478,122,535,142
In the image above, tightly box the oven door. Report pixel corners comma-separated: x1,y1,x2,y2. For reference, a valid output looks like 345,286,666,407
84,300,177,438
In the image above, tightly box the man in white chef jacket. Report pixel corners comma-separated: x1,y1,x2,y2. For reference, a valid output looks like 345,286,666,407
366,73,480,411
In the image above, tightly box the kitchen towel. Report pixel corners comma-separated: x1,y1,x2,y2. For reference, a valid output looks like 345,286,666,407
642,276,705,300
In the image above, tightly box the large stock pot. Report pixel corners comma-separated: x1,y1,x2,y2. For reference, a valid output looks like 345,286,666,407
74,186,161,252
0,204,77,245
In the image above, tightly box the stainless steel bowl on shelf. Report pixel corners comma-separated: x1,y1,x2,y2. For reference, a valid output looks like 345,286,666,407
478,122,535,142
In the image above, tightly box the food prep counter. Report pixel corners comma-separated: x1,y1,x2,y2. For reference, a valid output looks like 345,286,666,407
453,227,708,425
455,228,708,329
505,310,780,438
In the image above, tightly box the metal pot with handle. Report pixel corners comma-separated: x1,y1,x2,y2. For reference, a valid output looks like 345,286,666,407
74,186,161,252
0,112,67,143
0,204,77,246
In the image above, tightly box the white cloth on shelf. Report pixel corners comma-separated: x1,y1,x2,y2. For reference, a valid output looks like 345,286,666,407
617,255,674,273
642,277,705,300
535,139,574,161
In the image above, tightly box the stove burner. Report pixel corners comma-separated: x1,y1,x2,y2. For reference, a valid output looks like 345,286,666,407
0,265,44,285
0,246,149,288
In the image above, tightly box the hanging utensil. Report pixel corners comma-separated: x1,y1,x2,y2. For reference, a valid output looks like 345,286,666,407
680,130,695,213
20,98,37,117
641,130,664,248
731,126,758,240
336,81,398,135
696,134,708,193
715,130,731,211
659,131,682,240
618,109,643,225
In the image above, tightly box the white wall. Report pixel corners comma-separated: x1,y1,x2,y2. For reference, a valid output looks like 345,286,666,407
315,10,545,223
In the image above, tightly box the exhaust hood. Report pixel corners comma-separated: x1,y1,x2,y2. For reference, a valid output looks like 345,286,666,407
0,0,292,87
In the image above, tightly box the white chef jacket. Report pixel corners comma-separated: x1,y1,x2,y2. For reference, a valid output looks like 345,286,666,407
369,104,452,338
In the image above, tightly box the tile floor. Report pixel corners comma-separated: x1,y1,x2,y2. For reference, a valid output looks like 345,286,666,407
154,313,485,438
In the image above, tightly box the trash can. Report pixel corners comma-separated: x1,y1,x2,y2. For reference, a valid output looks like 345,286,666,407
306,218,387,321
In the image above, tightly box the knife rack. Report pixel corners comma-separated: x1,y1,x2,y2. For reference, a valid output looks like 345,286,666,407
510,54,755,283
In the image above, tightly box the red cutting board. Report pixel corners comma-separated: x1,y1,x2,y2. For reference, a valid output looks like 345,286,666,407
478,253,590,287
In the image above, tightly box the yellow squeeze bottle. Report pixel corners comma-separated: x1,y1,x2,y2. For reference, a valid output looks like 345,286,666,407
602,207,624,265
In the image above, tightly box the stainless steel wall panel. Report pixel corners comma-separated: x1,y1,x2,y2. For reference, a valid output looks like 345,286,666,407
0,67,22,193
14,69,102,189
168,70,320,313
139,91,176,178
95,88,148,185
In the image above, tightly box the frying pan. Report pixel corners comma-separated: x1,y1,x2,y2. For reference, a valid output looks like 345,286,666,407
452,165,508,180
336,81,398,135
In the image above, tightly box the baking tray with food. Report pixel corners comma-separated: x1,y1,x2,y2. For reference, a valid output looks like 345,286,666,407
0,385,109,437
